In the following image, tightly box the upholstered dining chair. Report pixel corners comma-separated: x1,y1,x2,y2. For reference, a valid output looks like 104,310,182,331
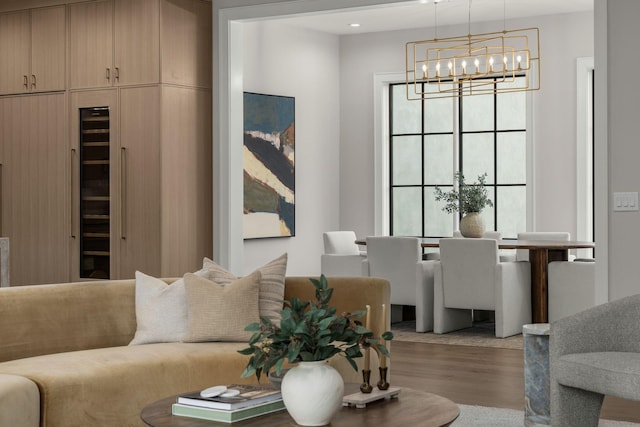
547,260,606,322
320,231,367,277
363,236,436,332
516,232,571,262
434,238,531,338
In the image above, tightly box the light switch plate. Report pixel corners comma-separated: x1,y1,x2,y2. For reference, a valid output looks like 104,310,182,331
613,192,639,211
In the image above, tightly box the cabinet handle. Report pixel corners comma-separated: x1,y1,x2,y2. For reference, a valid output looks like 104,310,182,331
23,75,28,89
70,149,76,239
120,147,126,240
31,75,36,90
114,67,120,82
106,68,110,81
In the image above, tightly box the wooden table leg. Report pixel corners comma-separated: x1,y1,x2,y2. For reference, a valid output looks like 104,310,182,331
529,248,548,323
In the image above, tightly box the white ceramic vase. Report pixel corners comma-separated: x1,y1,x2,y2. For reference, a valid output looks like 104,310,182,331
280,360,344,426
460,212,484,238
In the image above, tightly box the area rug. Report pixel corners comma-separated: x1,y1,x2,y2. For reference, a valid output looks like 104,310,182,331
392,321,523,350
453,404,639,426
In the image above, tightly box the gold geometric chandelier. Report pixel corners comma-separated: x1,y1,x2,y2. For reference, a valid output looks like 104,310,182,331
406,0,540,100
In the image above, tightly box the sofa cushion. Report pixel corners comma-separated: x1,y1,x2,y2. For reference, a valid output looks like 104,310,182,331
182,272,261,342
203,253,287,325
0,343,254,427
555,351,640,401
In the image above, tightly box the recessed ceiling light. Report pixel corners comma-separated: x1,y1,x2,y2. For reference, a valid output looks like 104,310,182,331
348,23,361,28
419,0,429,4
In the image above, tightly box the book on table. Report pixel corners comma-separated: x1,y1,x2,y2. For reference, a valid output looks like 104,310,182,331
177,384,282,410
172,399,285,423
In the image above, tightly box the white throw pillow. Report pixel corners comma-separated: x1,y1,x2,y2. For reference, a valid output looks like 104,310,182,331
202,253,287,325
129,270,207,345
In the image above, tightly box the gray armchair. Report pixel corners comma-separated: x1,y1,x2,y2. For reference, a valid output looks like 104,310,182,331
550,294,640,427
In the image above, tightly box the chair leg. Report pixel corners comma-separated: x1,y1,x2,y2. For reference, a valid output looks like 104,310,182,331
550,382,603,427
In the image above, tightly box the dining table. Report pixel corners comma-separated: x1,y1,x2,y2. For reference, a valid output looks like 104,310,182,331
356,237,595,324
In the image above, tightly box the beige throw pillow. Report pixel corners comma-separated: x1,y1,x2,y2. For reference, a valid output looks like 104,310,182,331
182,271,261,342
202,253,287,325
129,272,187,345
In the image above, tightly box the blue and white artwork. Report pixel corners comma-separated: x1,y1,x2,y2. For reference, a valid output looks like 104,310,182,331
243,92,295,239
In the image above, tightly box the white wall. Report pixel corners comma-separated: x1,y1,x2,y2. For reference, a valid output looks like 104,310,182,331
241,22,341,275
603,0,640,300
338,12,594,239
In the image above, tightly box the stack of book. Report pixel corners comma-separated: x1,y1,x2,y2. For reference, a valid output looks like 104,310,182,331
172,384,285,423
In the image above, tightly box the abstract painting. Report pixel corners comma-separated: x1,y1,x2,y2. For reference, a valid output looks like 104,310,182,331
243,92,295,239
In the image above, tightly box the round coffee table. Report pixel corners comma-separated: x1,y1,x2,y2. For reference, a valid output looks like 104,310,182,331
141,385,459,427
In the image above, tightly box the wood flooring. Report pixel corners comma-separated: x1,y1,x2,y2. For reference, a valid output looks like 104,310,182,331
390,340,640,423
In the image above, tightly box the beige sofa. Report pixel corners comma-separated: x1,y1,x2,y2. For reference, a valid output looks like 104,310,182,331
0,276,390,427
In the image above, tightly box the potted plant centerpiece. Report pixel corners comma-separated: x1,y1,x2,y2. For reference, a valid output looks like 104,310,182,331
239,274,393,426
434,172,493,238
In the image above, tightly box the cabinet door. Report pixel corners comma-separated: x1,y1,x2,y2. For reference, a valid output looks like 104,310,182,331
0,94,69,285
160,0,211,88
31,6,66,93
160,86,212,275
118,86,160,278
114,0,159,86
0,11,30,95
70,0,113,89
70,89,119,281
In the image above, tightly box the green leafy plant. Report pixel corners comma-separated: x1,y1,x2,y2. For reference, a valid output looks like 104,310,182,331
238,274,393,382
434,172,493,215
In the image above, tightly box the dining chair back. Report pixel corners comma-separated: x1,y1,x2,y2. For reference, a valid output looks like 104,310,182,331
363,236,436,332
435,238,531,338
547,260,606,322
320,231,366,277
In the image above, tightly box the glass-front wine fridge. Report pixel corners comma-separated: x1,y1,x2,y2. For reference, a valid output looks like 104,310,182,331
79,107,110,279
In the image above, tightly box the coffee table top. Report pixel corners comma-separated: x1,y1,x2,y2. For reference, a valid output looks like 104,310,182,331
141,385,459,427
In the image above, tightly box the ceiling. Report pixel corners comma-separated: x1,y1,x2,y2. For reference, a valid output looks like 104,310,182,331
267,0,593,36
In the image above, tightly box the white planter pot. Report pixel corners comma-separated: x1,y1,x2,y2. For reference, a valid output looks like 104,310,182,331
281,360,344,426
460,212,485,238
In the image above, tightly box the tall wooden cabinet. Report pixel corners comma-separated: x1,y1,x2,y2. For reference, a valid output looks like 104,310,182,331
0,93,69,285
0,0,212,285
0,6,65,95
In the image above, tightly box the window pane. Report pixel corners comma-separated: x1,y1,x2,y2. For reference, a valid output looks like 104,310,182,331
392,187,422,236
462,92,494,131
497,132,526,184
424,85,454,133
424,134,454,185
496,186,526,239
497,78,526,130
462,133,495,184
392,136,421,185
480,186,495,232
392,84,421,134
425,187,454,237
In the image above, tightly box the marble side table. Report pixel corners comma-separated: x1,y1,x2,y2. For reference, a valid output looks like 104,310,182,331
523,323,550,426
0,238,8,287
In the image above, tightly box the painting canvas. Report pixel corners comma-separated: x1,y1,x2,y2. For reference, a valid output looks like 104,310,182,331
243,92,295,239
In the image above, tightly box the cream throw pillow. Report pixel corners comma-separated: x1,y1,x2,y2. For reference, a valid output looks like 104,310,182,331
182,271,261,342
202,253,287,325
129,270,209,345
